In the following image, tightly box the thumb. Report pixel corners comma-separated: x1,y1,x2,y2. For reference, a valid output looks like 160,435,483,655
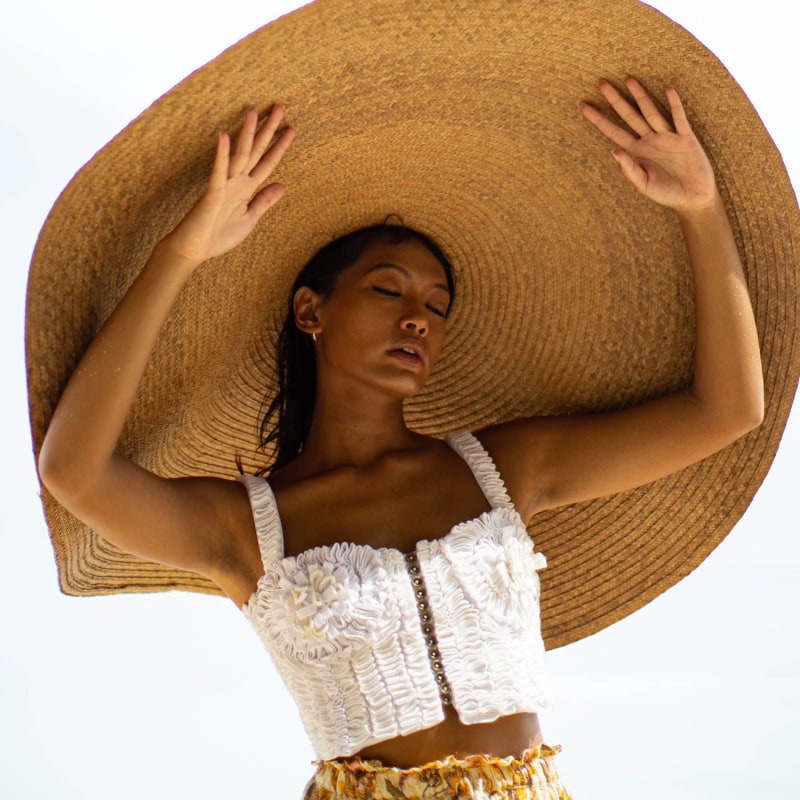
612,149,648,195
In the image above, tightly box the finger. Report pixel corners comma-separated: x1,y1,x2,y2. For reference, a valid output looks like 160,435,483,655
247,182,287,221
665,86,693,136
598,80,651,137
612,148,648,195
207,131,231,192
581,103,638,150
229,107,259,177
247,104,285,172
250,126,296,186
624,77,672,133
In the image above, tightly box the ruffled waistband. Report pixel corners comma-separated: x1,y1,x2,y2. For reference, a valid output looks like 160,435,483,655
304,745,571,799
317,744,562,774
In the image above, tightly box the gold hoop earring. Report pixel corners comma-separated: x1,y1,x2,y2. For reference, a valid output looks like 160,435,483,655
312,331,319,343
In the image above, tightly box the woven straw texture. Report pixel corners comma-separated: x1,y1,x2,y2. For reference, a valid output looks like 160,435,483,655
26,0,799,648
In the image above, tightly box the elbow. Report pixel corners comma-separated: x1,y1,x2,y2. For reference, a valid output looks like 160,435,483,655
739,397,765,435
746,390,765,430
37,440,91,504
38,424,117,509
37,442,72,498
738,376,766,434
737,356,766,433
688,388,764,454
720,391,765,444
692,371,765,446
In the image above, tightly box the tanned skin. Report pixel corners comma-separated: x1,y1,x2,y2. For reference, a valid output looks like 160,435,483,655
39,80,763,767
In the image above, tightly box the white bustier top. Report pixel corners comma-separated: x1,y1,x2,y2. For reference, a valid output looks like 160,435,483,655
240,430,550,760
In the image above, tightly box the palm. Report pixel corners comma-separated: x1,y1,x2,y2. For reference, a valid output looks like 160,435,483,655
184,173,264,259
166,105,295,265
581,78,717,212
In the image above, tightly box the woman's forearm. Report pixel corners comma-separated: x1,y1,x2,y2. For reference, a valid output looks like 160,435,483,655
38,239,200,495
677,193,764,434
583,79,764,440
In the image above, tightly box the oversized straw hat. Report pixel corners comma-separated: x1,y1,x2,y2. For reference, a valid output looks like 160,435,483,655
27,0,799,648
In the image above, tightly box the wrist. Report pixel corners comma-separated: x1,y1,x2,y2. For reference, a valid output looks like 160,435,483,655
673,189,724,224
152,235,205,275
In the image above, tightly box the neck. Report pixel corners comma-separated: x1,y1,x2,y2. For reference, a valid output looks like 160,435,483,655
297,380,424,472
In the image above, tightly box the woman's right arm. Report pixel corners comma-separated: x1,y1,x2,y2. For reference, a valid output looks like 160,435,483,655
38,105,295,590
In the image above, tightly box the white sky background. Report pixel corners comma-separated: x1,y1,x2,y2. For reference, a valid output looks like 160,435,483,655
2,1,798,798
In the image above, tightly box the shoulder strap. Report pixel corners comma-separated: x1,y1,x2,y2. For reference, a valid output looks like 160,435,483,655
444,430,514,510
237,475,284,570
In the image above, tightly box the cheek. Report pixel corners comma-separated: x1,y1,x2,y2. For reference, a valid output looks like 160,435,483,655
428,323,447,359
320,308,383,364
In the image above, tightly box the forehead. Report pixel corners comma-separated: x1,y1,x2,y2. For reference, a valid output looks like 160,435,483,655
349,238,450,286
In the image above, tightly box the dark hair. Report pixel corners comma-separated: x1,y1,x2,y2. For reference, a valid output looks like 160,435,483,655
258,222,455,474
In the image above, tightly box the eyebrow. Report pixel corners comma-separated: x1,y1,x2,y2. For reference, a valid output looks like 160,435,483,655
366,262,451,294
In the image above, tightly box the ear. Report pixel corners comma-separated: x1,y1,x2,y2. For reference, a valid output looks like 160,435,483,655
293,286,323,336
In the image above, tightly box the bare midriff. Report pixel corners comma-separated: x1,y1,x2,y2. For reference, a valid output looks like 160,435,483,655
353,708,543,768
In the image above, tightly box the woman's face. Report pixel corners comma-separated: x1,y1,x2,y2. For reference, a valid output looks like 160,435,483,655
297,237,452,399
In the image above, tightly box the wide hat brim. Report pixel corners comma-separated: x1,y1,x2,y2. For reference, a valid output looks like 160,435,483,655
26,0,799,648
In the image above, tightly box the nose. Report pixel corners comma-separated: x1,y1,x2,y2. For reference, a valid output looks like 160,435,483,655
400,294,434,337
402,317,427,337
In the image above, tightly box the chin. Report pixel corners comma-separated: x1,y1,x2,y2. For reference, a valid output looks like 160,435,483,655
377,373,431,400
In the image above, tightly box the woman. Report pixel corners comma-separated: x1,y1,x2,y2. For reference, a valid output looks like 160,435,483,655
37,78,763,798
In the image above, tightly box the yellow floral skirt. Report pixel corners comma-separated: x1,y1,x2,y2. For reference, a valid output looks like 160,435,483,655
302,744,572,799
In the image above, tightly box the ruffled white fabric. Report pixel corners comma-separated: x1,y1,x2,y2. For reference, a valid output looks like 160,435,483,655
441,516,546,630
244,545,443,757
241,431,551,760
238,475,283,567
259,543,393,661
418,507,550,725
444,430,514,510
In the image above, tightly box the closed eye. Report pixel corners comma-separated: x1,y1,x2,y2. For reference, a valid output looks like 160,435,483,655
372,286,447,318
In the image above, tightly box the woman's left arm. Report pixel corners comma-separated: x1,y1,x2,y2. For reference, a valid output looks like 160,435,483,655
478,78,764,522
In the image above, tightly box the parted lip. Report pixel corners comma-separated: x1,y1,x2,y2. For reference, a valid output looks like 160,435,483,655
387,337,427,364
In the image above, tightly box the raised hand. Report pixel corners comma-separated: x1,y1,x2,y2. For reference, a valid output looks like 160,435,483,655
163,105,296,267
581,78,717,213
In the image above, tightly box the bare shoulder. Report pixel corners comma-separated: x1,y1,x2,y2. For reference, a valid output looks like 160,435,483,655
179,473,257,550
186,473,263,604
473,418,556,523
